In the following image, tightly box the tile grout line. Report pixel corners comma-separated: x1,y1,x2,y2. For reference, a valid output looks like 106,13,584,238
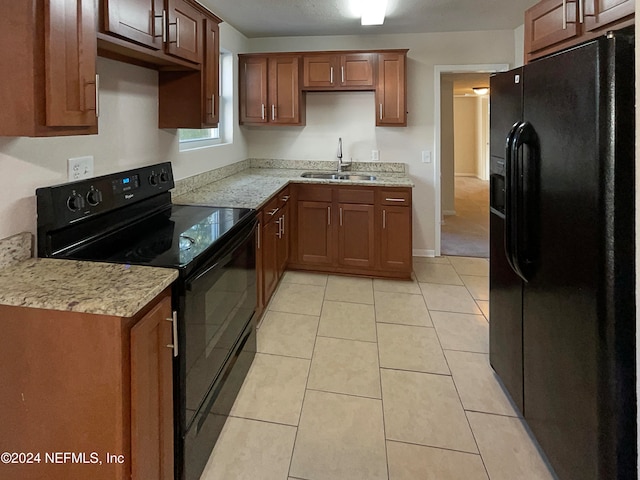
373,282,392,480
285,272,327,480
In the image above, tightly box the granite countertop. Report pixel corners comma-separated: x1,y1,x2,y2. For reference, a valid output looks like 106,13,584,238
0,258,178,317
174,167,414,210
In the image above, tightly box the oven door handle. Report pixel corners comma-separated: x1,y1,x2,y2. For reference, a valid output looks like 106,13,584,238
185,217,258,291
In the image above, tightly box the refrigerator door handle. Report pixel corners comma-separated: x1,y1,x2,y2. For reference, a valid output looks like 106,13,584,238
504,121,521,279
507,121,540,282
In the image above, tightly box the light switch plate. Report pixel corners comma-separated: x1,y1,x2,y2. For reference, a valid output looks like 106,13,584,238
421,150,432,163
68,156,94,181
371,150,380,161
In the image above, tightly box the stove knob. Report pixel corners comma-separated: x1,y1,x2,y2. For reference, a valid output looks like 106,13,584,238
66,193,85,212
149,174,158,186
86,188,102,206
159,171,170,183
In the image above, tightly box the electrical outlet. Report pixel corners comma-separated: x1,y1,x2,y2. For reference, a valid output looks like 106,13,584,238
371,150,380,162
421,150,432,163
68,156,94,181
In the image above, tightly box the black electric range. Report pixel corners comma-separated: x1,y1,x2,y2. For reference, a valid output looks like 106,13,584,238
36,162,258,480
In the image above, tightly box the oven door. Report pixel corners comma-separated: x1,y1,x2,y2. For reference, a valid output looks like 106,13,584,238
176,218,257,480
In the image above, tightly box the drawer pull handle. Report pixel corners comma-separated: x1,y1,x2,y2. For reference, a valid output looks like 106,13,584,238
328,206,331,225
166,312,178,357
267,208,279,216
385,198,405,202
281,195,290,202
383,209,387,229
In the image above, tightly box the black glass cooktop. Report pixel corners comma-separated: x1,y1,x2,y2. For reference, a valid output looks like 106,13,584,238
60,204,254,270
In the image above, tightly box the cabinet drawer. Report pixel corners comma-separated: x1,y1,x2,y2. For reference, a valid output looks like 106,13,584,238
297,185,332,202
262,195,281,223
336,188,375,204
379,189,411,207
277,186,291,208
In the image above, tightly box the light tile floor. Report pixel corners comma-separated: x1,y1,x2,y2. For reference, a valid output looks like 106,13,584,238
200,256,558,480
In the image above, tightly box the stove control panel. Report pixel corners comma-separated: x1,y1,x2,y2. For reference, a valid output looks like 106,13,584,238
37,162,175,234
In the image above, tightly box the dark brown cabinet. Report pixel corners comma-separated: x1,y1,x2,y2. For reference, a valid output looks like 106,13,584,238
524,0,633,62
203,17,220,126
379,189,412,272
0,288,174,480
239,55,304,125
130,294,174,480
302,53,376,90
0,1,98,136
102,0,164,50
583,0,635,32
166,0,204,64
291,184,412,278
257,187,292,313
101,0,204,64
376,52,407,126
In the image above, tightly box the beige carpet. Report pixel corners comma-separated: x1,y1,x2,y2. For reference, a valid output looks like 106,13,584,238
441,176,489,258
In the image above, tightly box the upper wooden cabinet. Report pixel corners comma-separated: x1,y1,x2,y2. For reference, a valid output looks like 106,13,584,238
302,53,376,90
524,0,634,62
102,0,164,50
203,17,220,126
377,52,407,126
583,0,635,32
101,0,204,65
241,49,408,127
239,55,305,125
0,1,98,137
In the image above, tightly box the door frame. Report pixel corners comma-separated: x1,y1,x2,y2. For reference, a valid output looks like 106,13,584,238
433,63,510,257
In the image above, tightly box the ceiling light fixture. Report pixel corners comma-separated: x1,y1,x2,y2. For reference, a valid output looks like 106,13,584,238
361,0,387,25
472,87,489,95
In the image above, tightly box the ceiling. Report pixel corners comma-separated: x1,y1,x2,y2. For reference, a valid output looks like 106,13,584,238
442,73,492,97
198,0,538,38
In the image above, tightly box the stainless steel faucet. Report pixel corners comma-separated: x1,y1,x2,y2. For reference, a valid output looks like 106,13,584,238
337,137,351,172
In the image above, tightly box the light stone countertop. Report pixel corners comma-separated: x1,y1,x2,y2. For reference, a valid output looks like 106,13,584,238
174,167,414,210
0,258,178,317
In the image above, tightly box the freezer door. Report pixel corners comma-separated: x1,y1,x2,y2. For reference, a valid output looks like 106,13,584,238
488,68,525,414
521,33,635,480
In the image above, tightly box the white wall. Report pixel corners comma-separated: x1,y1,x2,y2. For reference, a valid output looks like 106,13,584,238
243,30,515,254
453,97,478,176
440,79,455,214
514,24,525,67
0,22,249,240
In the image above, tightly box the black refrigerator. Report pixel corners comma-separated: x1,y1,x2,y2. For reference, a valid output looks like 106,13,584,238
489,27,636,480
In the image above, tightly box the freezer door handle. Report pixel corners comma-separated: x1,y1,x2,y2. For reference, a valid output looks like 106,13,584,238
505,121,539,282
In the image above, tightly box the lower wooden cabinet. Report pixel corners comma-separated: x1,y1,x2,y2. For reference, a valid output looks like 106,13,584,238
257,186,291,313
291,184,412,279
0,288,174,480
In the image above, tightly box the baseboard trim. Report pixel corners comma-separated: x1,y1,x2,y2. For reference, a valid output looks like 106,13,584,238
413,249,436,258
443,210,456,216
454,173,478,177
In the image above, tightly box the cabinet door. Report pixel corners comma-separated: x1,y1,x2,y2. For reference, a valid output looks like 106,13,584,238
277,203,290,276
380,206,412,272
376,52,406,126
45,0,97,127
240,56,268,124
338,203,375,269
297,201,333,265
130,295,174,480
166,0,203,64
583,0,634,32
340,53,375,88
302,54,337,88
203,17,219,126
524,0,580,56
103,0,164,49
269,56,302,124
262,219,280,302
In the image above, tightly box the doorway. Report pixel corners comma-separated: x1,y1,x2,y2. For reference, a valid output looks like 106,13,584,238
433,64,509,257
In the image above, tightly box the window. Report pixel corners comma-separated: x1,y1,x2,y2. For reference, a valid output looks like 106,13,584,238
179,50,232,151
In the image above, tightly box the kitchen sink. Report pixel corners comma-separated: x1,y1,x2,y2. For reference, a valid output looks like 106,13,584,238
301,172,377,181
